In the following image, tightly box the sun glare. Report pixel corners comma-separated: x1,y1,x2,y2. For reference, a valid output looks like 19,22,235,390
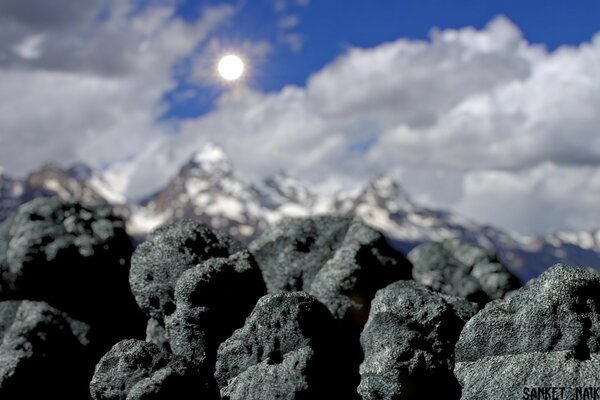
217,54,245,81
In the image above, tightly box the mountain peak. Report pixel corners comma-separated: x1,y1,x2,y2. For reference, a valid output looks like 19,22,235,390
186,142,232,177
366,174,413,208
67,162,94,181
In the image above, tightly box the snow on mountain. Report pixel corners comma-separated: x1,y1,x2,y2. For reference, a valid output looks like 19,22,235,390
0,162,130,223
2,144,600,282
128,143,269,240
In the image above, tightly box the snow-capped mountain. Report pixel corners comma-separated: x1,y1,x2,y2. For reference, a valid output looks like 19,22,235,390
0,162,129,222
128,144,322,241
330,174,600,281
128,143,269,240
2,143,600,282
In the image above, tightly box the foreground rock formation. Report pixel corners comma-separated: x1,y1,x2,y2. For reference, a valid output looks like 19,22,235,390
358,281,477,400
455,265,600,399
0,198,598,400
250,215,412,327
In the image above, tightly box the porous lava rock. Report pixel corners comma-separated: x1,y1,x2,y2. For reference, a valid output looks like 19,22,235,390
165,250,266,370
129,219,244,323
90,339,218,400
408,239,520,304
249,215,412,327
454,264,600,400
358,280,477,400
0,197,144,348
215,291,352,400
0,300,93,399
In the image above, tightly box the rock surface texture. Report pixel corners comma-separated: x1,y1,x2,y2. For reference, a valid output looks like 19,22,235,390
0,197,144,350
90,339,218,400
358,280,477,400
408,239,520,304
215,291,352,400
455,264,600,400
130,219,244,323
0,300,93,399
165,249,266,370
250,215,412,327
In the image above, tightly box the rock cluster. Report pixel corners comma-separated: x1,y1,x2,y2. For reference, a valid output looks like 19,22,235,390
408,239,520,304
1,198,599,400
0,300,94,398
0,197,144,348
455,264,600,399
129,219,266,372
250,215,412,327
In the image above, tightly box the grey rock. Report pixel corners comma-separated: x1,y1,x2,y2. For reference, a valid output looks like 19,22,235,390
250,215,412,326
359,281,477,400
454,264,600,399
408,239,520,304
0,197,144,346
165,250,265,370
0,300,93,399
215,292,347,400
0,215,17,296
145,318,170,351
90,339,217,400
130,219,243,323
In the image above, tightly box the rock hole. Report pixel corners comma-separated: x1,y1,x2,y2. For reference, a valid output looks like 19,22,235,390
266,350,283,365
149,297,159,309
164,302,176,316
294,236,315,253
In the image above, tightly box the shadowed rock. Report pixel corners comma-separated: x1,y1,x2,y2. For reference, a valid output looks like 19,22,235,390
408,239,520,304
0,197,144,350
250,215,412,327
0,300,93,399
165,250,266,370
215,292,352,400
454,264,600,399
130,219,244,324
358,281,477,400
90,339,218,400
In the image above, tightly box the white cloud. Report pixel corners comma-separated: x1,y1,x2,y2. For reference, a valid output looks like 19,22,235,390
2,7,600,235
11,34,46,59
164,16,600,234
456,164,600,233
0,1,235,176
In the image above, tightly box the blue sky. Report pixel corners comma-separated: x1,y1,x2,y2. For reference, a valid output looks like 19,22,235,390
1,0,600,234
162,0,600,119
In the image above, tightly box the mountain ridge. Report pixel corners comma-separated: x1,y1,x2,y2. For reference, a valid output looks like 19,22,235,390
1,143,600,282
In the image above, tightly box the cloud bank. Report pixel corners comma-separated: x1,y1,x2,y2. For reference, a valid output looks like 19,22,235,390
1,2,599,234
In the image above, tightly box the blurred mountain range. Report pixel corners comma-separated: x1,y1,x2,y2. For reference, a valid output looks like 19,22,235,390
2,143,599,282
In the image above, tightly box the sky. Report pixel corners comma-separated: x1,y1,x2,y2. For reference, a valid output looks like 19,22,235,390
0,0,600,235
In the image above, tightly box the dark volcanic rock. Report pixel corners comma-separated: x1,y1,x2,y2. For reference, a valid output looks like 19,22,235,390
165,250,266,370
90,339,217,400
0,300,93,399
215,292,349,400
454,265,600,399
130,219,244,323
0,197,144,348
407,239,520,304
358,281,477,400
249,215,412,326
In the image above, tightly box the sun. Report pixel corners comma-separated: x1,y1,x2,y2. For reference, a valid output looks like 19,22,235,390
217,54,245,81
